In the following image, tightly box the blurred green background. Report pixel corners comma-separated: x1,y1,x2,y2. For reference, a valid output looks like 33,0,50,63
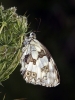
0,0,75,100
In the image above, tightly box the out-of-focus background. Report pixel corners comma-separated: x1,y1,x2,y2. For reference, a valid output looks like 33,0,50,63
0,0,75,100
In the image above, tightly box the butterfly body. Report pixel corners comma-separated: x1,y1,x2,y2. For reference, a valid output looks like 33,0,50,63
20,32,60,87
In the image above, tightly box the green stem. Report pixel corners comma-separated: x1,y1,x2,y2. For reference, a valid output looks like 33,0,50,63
0,22,7,34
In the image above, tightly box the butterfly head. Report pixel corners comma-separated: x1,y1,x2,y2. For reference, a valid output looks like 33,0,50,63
29,32,36,39
23,32,36,46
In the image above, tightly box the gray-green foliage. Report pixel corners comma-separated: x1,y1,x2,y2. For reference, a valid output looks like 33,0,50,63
0,5,27,82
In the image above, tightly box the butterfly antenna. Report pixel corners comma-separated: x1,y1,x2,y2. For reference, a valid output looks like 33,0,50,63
34,18,41,33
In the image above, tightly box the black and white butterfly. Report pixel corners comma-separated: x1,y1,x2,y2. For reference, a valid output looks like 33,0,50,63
20,32,60,87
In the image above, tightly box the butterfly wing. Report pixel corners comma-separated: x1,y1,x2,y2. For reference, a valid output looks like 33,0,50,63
20,39,60,87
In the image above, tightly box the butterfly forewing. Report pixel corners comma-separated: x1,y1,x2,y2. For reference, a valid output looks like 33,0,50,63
20,32,60,87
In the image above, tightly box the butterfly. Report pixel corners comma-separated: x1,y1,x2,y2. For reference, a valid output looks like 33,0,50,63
20,32,60,87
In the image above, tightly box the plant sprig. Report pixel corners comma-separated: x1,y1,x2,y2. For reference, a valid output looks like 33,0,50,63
0,5,28,82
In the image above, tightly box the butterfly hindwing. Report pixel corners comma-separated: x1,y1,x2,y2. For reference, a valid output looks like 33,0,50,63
20,32,60,87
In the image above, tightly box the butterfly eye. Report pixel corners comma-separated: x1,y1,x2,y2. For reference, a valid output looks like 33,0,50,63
26,71,31,77
32,72,37,78
30,32,34,36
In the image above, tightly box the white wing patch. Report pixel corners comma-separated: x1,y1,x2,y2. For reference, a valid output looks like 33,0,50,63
31,50,38,59
36,58,43,68
27,62,33,71
40,56,48,66
20,32,60,87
